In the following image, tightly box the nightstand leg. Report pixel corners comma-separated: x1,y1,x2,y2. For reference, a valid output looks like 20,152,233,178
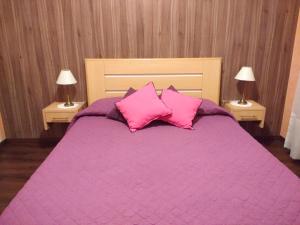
259,111,266,128
43,121,49,130
259,120,264,128
42,112,49,130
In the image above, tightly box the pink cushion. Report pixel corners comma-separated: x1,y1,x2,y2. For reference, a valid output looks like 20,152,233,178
116,82,171,132
160,89,202,129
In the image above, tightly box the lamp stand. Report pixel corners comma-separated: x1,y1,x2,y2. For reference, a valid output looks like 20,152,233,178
238,91,248,105
64,95,74,107
238,82,248,105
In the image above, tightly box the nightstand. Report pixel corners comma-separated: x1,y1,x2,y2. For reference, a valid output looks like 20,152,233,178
224,100,266,128
42,102,85,130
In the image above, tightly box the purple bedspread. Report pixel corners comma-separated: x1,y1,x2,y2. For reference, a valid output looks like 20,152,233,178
1,99,300,225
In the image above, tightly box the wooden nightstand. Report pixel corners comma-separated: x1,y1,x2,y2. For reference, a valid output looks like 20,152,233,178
42,102,86,130
224,100,266,128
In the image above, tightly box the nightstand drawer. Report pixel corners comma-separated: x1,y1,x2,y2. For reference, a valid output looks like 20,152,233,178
42,102,85,130
233,110,264,121
224,100,266,128
45,112,76,123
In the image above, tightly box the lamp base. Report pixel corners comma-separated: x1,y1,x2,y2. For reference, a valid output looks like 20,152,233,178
64,95,74,108
57,103,79,109
237,99,248,105
230,100,252,107
64,102,74,107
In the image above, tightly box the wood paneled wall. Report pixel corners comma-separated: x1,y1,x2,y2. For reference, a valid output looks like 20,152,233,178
0,0,299,138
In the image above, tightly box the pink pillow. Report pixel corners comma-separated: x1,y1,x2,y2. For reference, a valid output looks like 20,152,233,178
116,82,171,132
160,89,202,129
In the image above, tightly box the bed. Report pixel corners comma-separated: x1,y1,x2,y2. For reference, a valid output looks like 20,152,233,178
1,58,300,225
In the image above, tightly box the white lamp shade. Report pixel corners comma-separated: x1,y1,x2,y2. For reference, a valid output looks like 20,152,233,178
56,69,77,85
235,67,255,81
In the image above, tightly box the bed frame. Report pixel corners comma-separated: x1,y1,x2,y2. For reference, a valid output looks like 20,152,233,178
85,58,222,105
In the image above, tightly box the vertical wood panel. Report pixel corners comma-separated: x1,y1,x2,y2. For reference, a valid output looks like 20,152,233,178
0,113,5,141
0,0,299,138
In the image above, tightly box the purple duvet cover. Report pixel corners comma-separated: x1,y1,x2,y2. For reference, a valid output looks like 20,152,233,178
1,98,300,225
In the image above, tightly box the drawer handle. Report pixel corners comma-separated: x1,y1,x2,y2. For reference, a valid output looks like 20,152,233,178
51,117,69,122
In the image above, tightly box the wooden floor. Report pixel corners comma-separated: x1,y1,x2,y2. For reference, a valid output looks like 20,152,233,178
0,138,300,214
0,140,54,213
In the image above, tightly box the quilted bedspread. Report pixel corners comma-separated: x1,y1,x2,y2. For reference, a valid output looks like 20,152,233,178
1,99,300,225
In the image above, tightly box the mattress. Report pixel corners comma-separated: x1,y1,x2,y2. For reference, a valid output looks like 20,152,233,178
1,98,300,225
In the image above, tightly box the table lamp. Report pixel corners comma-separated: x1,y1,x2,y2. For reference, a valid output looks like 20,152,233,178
56,69,77,107
234,67,255,105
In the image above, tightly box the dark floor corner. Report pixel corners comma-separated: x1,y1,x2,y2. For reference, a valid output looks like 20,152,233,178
0,137,300,214
0,139,56,213
258,137,300,178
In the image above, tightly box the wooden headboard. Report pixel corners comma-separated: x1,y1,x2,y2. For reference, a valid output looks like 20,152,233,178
85,58,222,105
